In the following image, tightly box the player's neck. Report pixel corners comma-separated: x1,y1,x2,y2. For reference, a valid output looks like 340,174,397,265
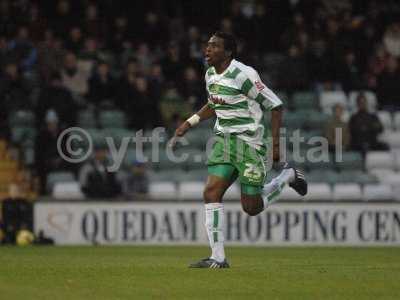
214,59,232,74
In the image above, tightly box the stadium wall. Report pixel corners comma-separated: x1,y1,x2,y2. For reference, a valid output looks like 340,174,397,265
34,202,400,246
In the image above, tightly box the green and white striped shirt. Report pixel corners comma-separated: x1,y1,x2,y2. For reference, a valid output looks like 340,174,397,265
206,59,282,149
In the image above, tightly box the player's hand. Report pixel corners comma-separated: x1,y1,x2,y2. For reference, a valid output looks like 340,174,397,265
169,121,191,148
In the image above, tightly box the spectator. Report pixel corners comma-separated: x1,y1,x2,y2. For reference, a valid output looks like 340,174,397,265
79,146,121,199
36,72,77,129
122,161,149,199
35,110,68,194
117,76,160,129
383,22,400,58
0,62,31,112
349,94,388,155
161,42,184,84
337,50,362,92
325,104,350,152
61,51,92,97
178,66,206,110
87,61,116,106
376,56,400,110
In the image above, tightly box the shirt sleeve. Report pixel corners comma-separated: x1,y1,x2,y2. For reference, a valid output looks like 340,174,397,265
240,68,283,110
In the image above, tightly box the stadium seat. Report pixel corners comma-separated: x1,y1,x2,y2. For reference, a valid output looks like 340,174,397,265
77,110,97,128
52,182,85,200
363,184,393,201
336,151,364,171
334,171,377,185
11,127,36,146
149,181,177,200
181,169,209,182
392,186,400,202
223,183,240,201
377,111,393,131
46,171,76,193
292,91,318,110
283,111,308,130
348,91,377,113
394,112,400,131
179,181,204,200
306,183,332,201
304,111,329,129
369,168,397,182
98,110,127,128
101,128,133,148
393,150,400,170
319,91,348,114
305,158,334,172
332,184,362,201
378,172,400,187
9,110,35,127
365,151,394,170
307,170,340,184
378,131,400,149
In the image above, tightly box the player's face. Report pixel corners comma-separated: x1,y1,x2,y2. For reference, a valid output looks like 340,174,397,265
205,36,228,66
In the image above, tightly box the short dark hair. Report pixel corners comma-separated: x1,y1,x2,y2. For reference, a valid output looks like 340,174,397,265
213,31,237,58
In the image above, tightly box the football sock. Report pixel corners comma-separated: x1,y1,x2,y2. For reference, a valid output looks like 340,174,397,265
204,202,225,263
262,168,295,208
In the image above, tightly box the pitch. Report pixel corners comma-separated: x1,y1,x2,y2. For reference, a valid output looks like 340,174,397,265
0,246,399,299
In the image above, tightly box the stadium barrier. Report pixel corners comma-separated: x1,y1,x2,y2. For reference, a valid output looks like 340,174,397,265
34,201,400,246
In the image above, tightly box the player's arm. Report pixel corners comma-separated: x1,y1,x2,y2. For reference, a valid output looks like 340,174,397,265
173,103,215,138
240,69,283,161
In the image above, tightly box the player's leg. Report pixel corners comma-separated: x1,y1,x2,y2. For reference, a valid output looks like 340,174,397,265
235,140,307,215
240,163,307,215
189,164,237,268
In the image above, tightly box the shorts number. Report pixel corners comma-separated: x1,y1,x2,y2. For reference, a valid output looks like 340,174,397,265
244,163,262,180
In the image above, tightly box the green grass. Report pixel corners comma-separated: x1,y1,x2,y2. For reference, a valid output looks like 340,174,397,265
0,246,399,300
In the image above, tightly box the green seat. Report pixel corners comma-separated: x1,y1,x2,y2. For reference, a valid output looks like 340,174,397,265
11,127,36,146
101,128,132,148
148,169,185,183
283,111,309,130
305,157,334,171
147,149,185,171
305,111,329,129
335,171,378,185
99,110,127,128
292,92,318,110
336,152,364,171
307,170,340,185
78,110,97,128
46,171,75,193
9,110,35,127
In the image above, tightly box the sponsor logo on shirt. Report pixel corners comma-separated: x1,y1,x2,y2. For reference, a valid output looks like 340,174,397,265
254,80,265,92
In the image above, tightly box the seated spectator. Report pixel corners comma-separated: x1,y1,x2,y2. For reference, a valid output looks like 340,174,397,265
61,51,92,97
325,104,350,152
349,94,388,155
35,110,68,194
79,146,121,199
122,161,149,199
36,72,77,128
376,56,400,110
0,62,32,112
87,61,116,106
383,22,400,58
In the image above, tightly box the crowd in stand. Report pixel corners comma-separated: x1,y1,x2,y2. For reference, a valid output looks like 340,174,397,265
0,0,400,198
